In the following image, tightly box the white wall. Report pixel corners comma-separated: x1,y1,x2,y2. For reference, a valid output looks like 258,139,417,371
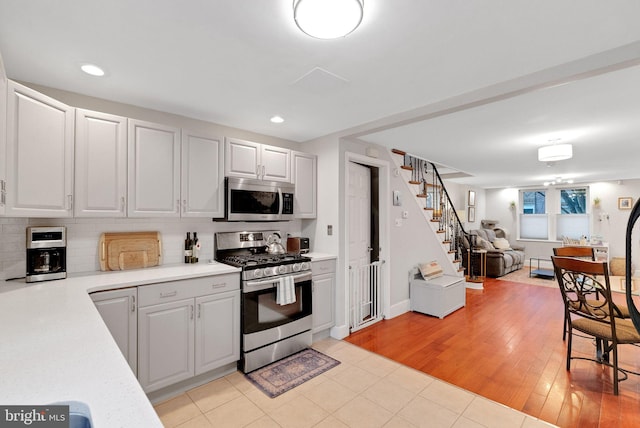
485,180,640,269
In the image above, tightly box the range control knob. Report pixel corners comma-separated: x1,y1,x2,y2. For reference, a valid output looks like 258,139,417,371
263,267,274,277
300,262,310,271
277,265,288,275
292,263,302,272
252,268,263,279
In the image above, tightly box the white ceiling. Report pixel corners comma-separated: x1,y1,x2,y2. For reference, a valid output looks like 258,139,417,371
1,1,640,188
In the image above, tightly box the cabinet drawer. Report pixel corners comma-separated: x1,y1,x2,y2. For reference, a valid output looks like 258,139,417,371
312,259,336,275
138,273,240,307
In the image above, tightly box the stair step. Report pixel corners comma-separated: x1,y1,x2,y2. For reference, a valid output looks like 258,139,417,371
436,230,445,234
409,180,421,185
454,259,462,263
424,207,434,211
458,267,465,272
442,240,452,244
425,183,442,188
416,193,426,198
430,219,440,223
391,149,406,156
401,165,413,171
448,250,456,254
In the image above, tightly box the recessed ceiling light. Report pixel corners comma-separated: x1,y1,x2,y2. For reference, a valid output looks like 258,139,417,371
81,64,105,77
270,115,284,124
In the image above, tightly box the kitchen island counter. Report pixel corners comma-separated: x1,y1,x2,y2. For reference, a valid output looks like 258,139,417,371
0,262,240,428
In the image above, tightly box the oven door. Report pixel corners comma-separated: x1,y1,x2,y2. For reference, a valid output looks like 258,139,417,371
242,272,312,337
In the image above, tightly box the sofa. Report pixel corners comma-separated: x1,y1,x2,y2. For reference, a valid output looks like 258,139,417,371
465,224,525,278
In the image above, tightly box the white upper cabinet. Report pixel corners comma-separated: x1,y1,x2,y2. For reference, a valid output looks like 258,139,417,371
0,55,7,215
6,81,74,217
291,151,317,218
181,131,224,218
128,119,181,217
225,138,290,182
261,144,290,182
75,109,127,217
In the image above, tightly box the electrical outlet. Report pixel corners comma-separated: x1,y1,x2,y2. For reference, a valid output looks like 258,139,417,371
402,210,409,219
395,218,402,227
327,225,333,235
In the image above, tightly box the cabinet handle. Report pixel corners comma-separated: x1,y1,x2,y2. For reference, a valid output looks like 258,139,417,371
183,199,186,213
256,165,261,177
190,304,194,320
197,303,201,319
131,295,136,313
120,196,125,212
211,283,226,289
176,199,180,213
262,165,266,178
67,194,73,210
0,180,5,206
160,291,177,298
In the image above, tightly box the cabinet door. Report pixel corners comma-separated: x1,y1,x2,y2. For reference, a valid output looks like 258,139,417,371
312,273,335,333
6,81,74,217
225,138,260,179
91,288,138,375
128,119,180,217
181,131,224,217
75,109,127,217
138,299,194,392
292,151,317,218
261,145,290,182
195,290,240,375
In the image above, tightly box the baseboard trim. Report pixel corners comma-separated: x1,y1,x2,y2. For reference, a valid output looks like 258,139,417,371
330,324,350,340
387,299,410,319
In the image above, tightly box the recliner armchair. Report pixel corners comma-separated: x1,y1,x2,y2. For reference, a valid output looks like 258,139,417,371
464,220,525,277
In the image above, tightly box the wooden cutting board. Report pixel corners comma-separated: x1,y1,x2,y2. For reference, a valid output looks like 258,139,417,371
99,231,162,271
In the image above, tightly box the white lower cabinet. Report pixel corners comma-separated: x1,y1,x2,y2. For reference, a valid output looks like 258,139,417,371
312,259,336,333
137,273,240,393
138,298,195,392
195,292,240,374
90,288,138,375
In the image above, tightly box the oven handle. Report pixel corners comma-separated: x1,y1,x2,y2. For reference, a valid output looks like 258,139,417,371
244,272,312,292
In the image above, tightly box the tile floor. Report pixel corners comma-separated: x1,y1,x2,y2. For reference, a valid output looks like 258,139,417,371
154,339,557,428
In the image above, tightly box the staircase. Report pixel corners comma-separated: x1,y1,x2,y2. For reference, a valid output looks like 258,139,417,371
391,149,472,278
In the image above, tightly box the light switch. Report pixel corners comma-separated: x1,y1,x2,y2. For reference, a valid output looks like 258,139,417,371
402,210,409,219
395,218,402,227
393,190,402,206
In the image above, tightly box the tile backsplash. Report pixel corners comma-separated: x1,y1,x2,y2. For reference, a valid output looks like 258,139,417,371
0,217,302,281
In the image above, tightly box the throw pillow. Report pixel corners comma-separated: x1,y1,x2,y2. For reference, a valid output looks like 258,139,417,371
476,236,494,250
493,238,511,250
418,260,443,280
484,229,497,242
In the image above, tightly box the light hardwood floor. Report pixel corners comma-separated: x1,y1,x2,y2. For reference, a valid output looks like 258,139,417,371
345,277,640,428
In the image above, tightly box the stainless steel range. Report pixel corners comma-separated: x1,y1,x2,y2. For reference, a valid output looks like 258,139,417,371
215,231,312,373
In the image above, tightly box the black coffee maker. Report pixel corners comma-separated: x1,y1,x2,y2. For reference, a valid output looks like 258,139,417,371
26,227,67,283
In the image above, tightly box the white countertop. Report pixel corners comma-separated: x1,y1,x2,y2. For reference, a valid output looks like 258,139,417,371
0,262,240,428
305,252,337,261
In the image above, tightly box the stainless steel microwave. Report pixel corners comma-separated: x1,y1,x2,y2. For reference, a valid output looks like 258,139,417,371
224,177,294,221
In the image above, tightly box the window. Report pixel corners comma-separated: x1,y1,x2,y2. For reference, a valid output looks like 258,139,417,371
520,190,548,239
557,188,589,240
523,190,546,214
518,187,591,241
560,188,586,213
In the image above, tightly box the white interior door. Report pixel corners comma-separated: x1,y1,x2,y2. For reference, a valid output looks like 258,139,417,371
348,162,372,324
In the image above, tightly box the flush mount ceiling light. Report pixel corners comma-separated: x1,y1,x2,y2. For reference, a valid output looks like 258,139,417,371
538,141,573,162
80,64,105,77
293,0,364,39
270,115,284,124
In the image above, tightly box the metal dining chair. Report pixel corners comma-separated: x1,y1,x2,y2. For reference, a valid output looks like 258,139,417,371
551,256,640,395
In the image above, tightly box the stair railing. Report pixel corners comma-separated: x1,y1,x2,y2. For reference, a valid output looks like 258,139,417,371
393,149,472,276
